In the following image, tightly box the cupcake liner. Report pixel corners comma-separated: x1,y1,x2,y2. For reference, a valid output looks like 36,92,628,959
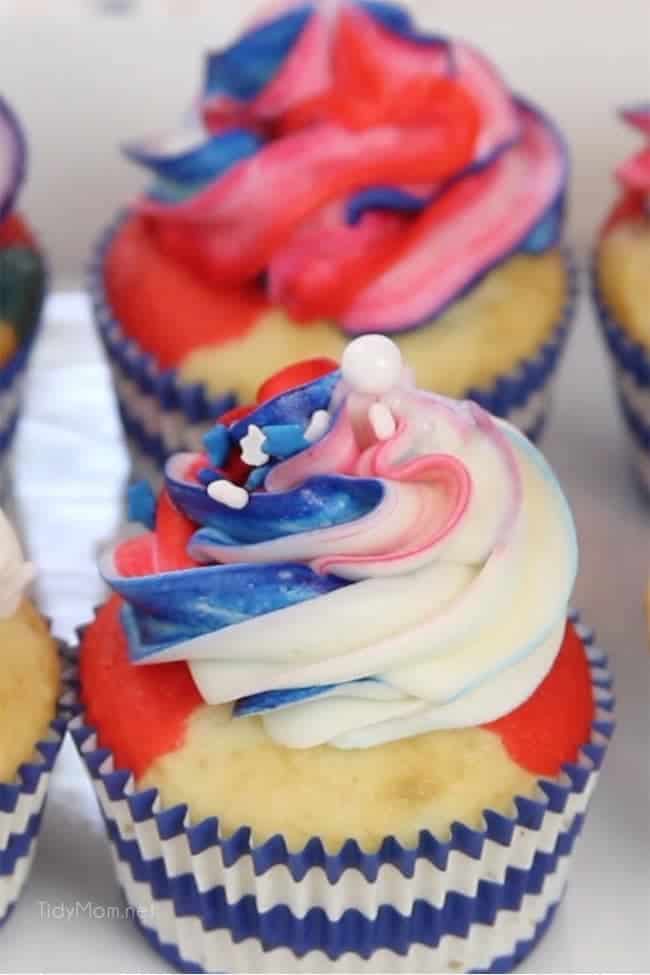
0,313,42,490
90,215,577,482
69,611,613,974
591,257,650,495
0,625,75,928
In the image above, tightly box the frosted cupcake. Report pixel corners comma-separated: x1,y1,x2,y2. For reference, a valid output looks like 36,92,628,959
594,105,650,493
73,337,612,973
0,97,46,481
91,0,576,477
0,508,67,929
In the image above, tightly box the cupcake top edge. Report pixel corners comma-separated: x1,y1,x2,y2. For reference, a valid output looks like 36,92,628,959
0,507,34,619
100,336,578,752
118,0,568,336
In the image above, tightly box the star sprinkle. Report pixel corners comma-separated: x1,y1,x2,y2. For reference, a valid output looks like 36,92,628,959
240,424,270,466
207,479,250,509
368,402,396,440
304,409,330,443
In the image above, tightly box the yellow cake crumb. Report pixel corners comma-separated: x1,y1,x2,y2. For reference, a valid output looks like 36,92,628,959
179,249,568,403
598,220,650,349
0,600,60,783
140,705,536,851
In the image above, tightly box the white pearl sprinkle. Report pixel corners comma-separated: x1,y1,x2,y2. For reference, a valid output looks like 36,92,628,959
207,480,250,510
368,402,396,441
304,409,330,443
240,424,269,467
342,335,403,396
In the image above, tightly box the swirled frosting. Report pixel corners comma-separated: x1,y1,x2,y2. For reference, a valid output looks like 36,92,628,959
125,1,567,334
102,336,577,750
0,509,34,618
604,104,650,233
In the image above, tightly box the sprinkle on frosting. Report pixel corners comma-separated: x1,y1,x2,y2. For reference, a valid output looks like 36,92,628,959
102,337,578,750
304,409,330,442
240,424,270,467
368,401,396,440
207,479,249,510
124,2,568,337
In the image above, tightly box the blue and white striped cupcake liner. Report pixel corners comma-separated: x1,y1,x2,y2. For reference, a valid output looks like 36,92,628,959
592,257,650,495
90,216,577,483
0,631,74,929
0,316,42,493
69,611,613,974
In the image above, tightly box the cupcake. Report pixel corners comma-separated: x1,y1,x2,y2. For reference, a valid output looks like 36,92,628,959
593,105,650,494
72,336,613,973
0,507,67,929
0,97,47,480
92,1,576,478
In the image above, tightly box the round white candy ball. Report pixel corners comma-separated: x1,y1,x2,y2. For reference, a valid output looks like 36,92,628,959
341,335,403,396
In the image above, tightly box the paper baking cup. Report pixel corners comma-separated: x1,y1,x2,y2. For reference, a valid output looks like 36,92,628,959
90,216,577,481
69,611,613,974
0,315,42,492
0,630,74,928
592,258,650,496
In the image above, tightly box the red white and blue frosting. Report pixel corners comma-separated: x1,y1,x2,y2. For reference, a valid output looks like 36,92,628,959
124,1,568,333
102,336,578,749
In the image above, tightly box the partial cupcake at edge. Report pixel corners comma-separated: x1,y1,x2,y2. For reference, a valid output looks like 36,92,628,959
0,96,46,477
72,336,613,973
91,0,576,477
593,104,650,495
0,506,67,930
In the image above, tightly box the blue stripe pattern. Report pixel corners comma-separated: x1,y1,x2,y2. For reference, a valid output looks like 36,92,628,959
0,640,74,928
130,896,561,974
70,614,614,968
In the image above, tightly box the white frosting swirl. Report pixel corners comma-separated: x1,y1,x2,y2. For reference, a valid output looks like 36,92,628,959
140,339,577,750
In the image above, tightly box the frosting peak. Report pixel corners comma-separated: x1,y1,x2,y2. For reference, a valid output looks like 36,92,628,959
103,338,577,750
604,104,650,234
125,1,567,335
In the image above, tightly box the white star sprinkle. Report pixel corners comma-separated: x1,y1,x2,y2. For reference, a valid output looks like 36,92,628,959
207,480,250,509
304,409,330,443
240,424,269,467
368,402,396,441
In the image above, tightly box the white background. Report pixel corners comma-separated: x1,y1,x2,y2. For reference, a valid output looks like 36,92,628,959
0,2,649,973
1,0,650,285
